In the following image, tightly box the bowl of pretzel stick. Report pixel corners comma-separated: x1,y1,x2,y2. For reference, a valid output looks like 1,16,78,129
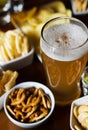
0,29,34,70
4,82,55,128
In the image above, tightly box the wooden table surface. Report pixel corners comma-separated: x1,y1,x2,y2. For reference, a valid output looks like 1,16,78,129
0,0,88,130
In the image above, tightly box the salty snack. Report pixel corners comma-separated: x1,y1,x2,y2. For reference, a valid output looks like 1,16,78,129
73,0,88,12
0,29,30,62
73,102,88,130
0,69,18,96
6,87,51,123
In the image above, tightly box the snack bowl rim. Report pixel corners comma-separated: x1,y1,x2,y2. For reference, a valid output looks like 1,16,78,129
4,81,55,128
70,95,88,130
0,93,6,110
0,45,34,70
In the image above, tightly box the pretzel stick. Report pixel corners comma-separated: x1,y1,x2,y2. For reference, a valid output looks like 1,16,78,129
6,105,15,117
25,105,38,119
38,88,47,108
11,93,25,105
29,108,48,122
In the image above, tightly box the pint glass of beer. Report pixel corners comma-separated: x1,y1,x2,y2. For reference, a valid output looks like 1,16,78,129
40,17,88,106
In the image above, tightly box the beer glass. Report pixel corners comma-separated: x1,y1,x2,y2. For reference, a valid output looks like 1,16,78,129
40,17,88,106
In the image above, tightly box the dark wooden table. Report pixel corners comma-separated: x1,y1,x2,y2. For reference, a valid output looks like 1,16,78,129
0,0,88,130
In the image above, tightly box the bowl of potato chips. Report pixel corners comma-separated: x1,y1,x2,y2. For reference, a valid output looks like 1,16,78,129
4,81,55,128
0,29,34,70
70,95,88,130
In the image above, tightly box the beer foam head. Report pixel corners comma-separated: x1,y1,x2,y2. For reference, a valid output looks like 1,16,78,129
41,23,88,61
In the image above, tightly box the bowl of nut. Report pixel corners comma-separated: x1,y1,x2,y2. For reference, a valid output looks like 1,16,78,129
4,82,55,128
0,29,34,70
70,95,88,130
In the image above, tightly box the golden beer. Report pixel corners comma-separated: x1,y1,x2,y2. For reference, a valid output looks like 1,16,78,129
40,17,88,106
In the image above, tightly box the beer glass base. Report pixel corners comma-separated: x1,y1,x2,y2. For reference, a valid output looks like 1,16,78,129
55,84,81,106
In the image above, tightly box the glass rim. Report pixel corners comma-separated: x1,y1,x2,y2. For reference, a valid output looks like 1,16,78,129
41,16,88,50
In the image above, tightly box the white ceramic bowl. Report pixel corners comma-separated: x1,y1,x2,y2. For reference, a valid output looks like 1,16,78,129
4,82,55,128
0,46,34,70
0,93,6,110
70,95,88,130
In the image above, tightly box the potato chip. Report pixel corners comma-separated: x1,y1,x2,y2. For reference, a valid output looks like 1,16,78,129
78,112,88,124
81,117,88,129
74,124,82,130
78,105,88,114
0,45,9,61
3,40,14,60
5,71,18,91
0,70,18,96
73,106,78,119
